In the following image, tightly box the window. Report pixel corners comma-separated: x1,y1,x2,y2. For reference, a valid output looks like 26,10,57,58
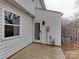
4,10,20,37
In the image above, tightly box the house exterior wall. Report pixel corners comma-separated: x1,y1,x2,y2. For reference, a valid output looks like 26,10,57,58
34,0,43,8
0,1,33,59
13,0,35,16
0,0,62,58
34,8,61,46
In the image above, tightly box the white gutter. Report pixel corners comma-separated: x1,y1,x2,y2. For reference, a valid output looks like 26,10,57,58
35,8,63,16
5,0,35,18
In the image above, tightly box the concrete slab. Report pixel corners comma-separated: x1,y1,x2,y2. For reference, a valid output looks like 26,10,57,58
9,43,66,59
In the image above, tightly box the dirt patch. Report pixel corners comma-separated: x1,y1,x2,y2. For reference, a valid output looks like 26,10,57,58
64,49,79,59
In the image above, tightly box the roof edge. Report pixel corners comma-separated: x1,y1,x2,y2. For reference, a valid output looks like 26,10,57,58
39,0,46,9
4,0,35,18
35,7,63,16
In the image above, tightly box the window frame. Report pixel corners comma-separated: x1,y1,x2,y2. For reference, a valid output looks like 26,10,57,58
2,8,21,40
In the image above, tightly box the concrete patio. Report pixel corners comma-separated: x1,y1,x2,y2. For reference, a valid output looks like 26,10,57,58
8,43,66,59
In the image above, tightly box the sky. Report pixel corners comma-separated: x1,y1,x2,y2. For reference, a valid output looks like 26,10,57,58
44,0,78,19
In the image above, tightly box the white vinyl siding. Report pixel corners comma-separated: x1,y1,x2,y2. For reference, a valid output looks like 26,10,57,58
14,0,35,16
0,7,2,42
34,0,43,8
0,1,33,59
34,8,61,46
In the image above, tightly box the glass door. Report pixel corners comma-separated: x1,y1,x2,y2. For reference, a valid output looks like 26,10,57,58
35,23,40,40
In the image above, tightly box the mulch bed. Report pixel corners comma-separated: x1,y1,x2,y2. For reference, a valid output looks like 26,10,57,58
62,44,79,49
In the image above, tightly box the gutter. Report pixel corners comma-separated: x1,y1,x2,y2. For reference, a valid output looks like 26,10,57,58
35,7,63,16
5,0,35,18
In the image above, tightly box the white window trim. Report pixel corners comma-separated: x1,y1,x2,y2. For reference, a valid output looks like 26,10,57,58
1,7,21,41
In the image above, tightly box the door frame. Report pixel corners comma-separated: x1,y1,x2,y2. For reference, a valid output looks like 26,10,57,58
33,22,42,43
